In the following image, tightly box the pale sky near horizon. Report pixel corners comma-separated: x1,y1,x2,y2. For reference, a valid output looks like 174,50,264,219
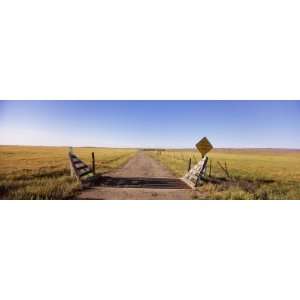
0,100,299,149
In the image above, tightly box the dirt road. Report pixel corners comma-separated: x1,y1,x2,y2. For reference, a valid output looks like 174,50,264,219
77,151,197,200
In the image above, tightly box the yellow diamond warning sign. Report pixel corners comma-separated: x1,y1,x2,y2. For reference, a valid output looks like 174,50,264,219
196,137,213,157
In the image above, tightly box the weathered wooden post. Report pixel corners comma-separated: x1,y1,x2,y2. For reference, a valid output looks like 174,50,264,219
195,156,209,187
217,161,230,178
92,152,95,175
69,146,75,178
224,161,230,178
209,159,212,177
187,157,192,171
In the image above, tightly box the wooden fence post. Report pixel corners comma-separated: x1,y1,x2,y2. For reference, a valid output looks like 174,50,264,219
69,153,74,178
92,152,95,175
69,147,74,177
70,159,74,177
217,161,230,178
209,159,212,177
187,158,192,171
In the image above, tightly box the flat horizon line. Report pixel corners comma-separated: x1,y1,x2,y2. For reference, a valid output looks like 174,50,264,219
1,144,300,151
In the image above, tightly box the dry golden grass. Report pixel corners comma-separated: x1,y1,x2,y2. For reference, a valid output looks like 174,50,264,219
149,149,300,200
2,146,300,200
0,146,136,199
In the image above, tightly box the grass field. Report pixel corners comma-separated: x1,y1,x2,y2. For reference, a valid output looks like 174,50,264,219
0,146,136,199
1,146,300,200
149,149,300,199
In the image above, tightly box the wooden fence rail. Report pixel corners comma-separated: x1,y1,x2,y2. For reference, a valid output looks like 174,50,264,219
69,152,95,187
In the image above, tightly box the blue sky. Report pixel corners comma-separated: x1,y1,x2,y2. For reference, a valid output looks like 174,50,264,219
0,101,299,148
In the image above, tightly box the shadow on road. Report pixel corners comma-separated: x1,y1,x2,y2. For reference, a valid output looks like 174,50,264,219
93,176,190,189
